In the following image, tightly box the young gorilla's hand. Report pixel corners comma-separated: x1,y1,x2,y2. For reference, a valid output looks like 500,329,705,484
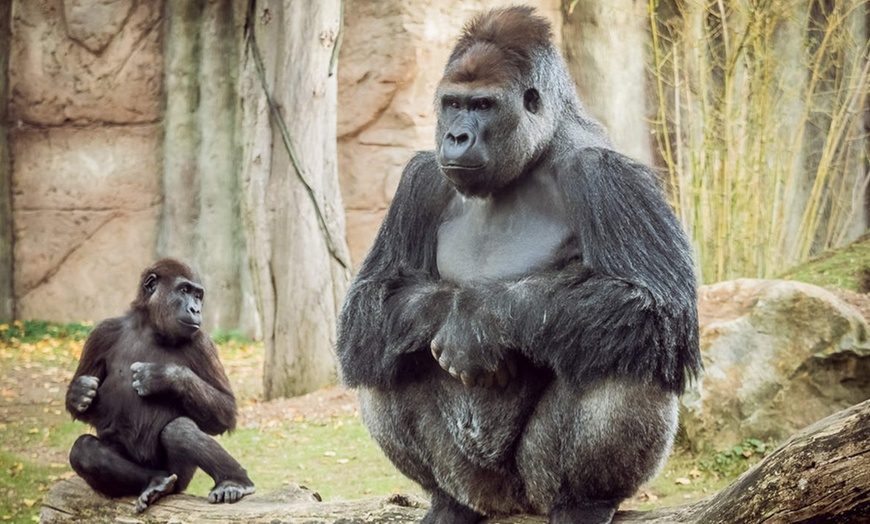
131,362,186,396
429,290,517,388
67,375,100,413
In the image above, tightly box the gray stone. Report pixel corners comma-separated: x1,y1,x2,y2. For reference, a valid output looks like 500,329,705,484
683,278,870,447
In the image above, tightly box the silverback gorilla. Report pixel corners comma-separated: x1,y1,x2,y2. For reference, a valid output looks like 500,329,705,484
337,7,701,524
66,258,255,512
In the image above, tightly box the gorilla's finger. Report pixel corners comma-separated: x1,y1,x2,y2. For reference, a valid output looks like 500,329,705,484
430,340,442,361
479,372,494,389
460,371,475,387
447,366,460,380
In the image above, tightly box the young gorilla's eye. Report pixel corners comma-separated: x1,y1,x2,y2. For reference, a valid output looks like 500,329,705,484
476,98,493,111
449,99,460,109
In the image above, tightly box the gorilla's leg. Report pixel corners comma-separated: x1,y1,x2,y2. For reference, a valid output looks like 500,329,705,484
422,490,485,524
360,380,533,519
160,417,255,504
518,378,678,524
69,434,172,499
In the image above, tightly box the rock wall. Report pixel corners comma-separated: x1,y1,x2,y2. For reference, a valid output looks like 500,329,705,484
8,0,163,322
3,0,652,324
336,0,560,265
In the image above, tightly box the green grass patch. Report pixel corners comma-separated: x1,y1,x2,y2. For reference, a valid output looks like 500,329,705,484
0,320,93,344
779,233,870,291
0,449,67,523
185,417,420,500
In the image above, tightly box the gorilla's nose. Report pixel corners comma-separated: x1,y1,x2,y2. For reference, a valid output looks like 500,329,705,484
441,130,477,165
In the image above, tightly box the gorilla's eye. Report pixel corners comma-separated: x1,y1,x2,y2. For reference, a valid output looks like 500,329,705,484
474,98,493,111
444,98,461,110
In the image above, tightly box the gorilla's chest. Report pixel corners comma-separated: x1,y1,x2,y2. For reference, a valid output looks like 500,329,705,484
436,177,571,283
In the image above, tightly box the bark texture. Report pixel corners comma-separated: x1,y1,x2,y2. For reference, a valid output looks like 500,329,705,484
40,400,870,523
160,0,255,335
561,0,652,164
0,0,13,322
239,0,351,399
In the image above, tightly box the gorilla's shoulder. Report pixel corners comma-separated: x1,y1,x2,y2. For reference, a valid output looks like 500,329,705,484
562,146,660,185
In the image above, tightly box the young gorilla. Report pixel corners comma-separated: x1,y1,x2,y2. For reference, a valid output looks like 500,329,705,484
337,7,701,524
66,258,254,513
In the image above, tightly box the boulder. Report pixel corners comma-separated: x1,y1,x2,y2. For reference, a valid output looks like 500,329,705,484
683,278,870,447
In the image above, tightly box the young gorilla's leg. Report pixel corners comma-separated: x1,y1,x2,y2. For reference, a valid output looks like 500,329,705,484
69,434,177,512
160,417,255,504
518,378,679,524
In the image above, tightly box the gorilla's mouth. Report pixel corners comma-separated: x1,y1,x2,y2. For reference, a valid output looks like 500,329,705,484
179,320,201,330
440,163,485,172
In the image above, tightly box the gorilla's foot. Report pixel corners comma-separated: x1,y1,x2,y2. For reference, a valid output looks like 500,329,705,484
135,473,177,513
549,498,618,524
208,479,256,504
422,490,485,524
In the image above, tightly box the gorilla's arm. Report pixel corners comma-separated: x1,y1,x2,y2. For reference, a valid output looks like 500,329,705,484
130,339,237,435
65,318,122,423
439,148,701,392
338,152,457,388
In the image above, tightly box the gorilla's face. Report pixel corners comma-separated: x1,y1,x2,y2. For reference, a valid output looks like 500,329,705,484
436,84,545,198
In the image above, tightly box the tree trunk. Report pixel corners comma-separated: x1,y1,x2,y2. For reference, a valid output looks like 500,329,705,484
40,399,870,523
160,0,254,335
561,0,653,164
0,0,12,322
239,0,351,399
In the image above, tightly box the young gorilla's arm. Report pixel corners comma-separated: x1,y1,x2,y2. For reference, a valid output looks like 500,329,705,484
337,152,458,389
433,148,701,393
130,339,237,435
65,318,122,423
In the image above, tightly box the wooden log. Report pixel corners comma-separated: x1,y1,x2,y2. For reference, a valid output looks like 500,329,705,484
40,399,870,523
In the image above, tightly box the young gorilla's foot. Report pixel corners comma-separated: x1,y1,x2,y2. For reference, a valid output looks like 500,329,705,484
421,490,485,524
208,479,256,504
549,498,619,524
135,474,177,513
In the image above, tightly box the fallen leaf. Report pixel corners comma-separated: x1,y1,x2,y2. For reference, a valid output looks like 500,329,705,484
675,477,691,485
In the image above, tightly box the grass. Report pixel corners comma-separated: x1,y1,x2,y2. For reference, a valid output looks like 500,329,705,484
779,232,870,291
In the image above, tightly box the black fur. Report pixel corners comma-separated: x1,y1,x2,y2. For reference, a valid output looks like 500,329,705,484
337,7,700,524
65,258,254,512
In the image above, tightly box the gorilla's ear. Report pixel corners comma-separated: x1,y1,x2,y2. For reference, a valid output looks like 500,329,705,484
524,88,541,114
143,273,158,295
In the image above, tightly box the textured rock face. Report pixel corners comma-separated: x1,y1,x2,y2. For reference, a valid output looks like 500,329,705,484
336,0,560,265
9,0,163,322
683,279,870,447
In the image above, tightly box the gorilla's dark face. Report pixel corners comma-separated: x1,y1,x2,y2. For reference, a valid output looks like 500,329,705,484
436,85,545,198
435,51,547,198
135,260,205,342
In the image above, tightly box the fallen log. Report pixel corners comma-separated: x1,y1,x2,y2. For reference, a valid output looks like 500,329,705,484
40,399,870,523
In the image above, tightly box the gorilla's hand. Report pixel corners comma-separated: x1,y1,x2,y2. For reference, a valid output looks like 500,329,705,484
68,375,100,413
429,294,517,387
131,362,186,396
